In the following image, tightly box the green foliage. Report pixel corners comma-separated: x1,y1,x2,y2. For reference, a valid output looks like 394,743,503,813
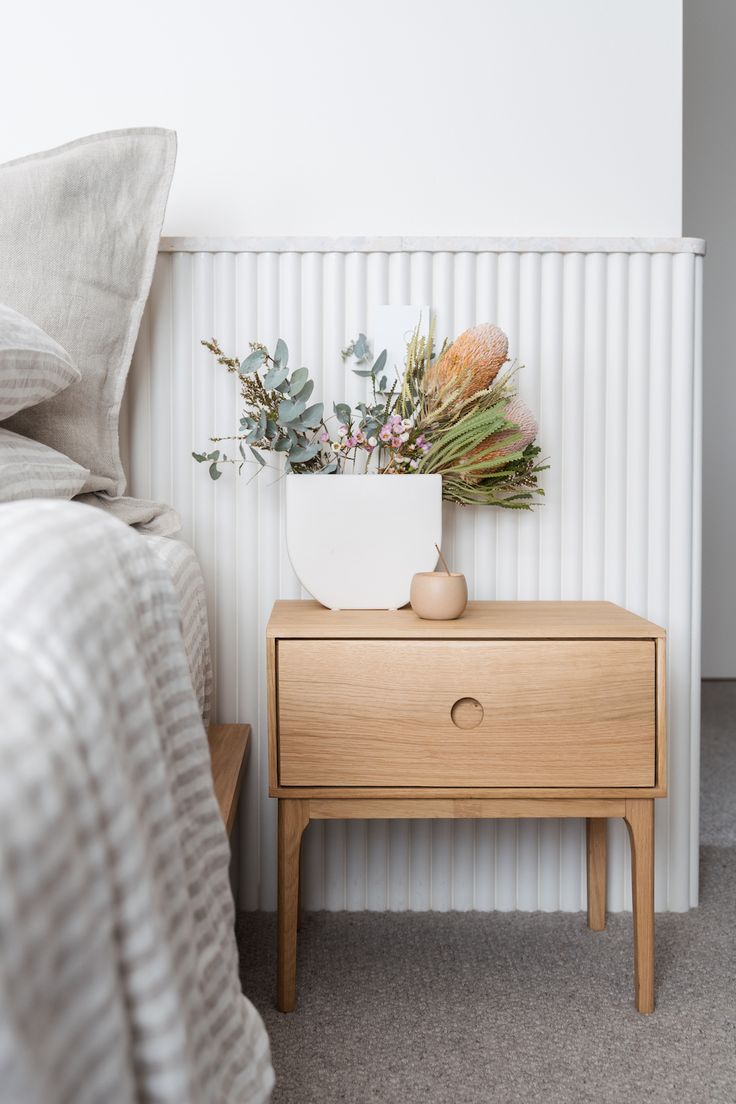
341,333,371,362
193,339,329,477
193,327,548,509
439,443,548,507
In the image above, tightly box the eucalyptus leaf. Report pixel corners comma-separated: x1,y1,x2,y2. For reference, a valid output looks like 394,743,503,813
353,334,369,360
288,442,320,463
371,349,387,377
265,419,278,440
274,338,289,367
240,349,265,375
353,369,374,378
334,402,351,424
319,460,339,474
263,362,289,389
192,452,207,463
274,436,291,452
300,402,324,428
289,366,309,395
209,463,222,480
297,379,314,403
208,450,220,461
278,397,306,424
250,446,266,467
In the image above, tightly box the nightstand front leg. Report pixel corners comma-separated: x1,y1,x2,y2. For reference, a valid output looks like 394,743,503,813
624,799,655,1013
278,799,310,1012
586,817,607,930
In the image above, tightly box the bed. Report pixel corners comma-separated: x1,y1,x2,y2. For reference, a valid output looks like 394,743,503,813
0,129,273,1102
0,501,272,1103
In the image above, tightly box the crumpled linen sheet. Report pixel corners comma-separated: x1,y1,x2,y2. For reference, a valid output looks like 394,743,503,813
0,499,273,1104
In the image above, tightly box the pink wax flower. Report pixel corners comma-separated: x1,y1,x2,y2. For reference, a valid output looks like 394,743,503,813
319,431,329,443
338,424,348,437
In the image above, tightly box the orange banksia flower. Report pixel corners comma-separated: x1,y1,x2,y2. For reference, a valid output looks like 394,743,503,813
426,323,509,399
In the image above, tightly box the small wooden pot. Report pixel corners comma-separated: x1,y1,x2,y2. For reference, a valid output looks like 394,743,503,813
410,572,468,620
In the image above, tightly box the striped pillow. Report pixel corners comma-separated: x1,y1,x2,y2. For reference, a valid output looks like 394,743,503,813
0,303,80,420
0,427,89,502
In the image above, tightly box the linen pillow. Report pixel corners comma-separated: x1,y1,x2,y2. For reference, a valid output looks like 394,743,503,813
0,426,89,502
0,302,80,419
0,128,176,495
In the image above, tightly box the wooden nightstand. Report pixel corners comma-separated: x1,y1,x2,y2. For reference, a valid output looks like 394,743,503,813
267,600,666,1014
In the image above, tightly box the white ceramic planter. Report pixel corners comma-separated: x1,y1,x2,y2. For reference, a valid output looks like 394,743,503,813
285,473,442,609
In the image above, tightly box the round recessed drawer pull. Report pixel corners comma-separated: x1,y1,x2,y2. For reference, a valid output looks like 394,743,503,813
450,697,484,729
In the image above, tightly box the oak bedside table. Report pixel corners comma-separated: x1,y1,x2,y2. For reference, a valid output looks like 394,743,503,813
267,600,666,1014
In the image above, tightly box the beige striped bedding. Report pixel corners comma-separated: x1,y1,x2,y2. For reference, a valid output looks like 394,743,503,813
0,302,80,419
0,499,273,1103
0,426,89,502
140,532,213,725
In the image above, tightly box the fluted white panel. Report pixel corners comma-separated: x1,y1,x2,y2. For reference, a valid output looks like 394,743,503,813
125,240,703,913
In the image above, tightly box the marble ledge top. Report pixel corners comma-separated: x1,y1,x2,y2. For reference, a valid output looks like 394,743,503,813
159,235,706,255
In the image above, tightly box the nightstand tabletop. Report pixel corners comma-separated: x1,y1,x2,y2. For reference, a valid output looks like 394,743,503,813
267,599,665,640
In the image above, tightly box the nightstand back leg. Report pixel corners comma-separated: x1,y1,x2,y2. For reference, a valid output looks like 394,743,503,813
586,817,607,930
624,799,655,1013
278,798,310,1012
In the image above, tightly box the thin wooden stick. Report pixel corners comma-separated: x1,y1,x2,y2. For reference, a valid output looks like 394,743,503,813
435,543,452,575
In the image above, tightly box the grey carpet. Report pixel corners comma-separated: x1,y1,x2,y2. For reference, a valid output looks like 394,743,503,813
237,682,736,1103
700,682,736,848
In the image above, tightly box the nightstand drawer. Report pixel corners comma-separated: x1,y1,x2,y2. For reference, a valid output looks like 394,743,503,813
277,639,656,787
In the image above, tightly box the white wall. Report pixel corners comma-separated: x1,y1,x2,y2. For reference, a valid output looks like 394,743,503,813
684,1,735,677
2,0,682,237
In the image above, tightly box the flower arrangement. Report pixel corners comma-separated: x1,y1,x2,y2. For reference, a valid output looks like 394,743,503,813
193,321,546,508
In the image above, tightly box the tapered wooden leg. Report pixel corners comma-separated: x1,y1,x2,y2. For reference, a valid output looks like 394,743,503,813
586,818,607,931
278,799,310,1012
624,799,655,1013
